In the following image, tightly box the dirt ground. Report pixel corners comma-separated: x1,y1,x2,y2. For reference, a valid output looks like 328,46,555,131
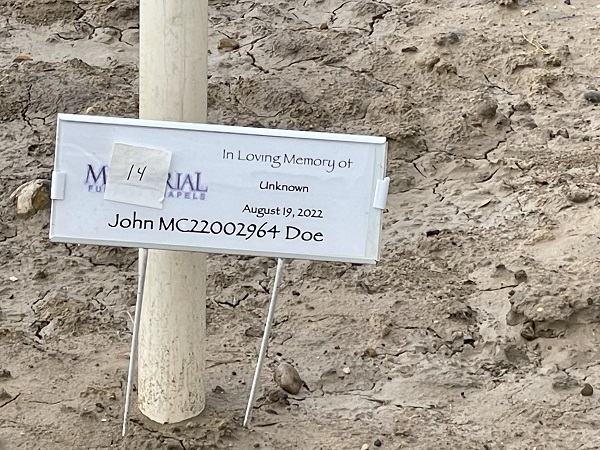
1,0,599,449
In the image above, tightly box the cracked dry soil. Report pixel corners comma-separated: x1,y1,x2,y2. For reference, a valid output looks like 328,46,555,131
1,0,600,449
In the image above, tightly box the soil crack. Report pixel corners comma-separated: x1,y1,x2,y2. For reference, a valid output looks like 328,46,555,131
477,168,500,183
412,161,426,178
478,285,518,292
367,2,392,36
483,73,514,95
214,293,249,308
30,290,51,314
0,393,21,408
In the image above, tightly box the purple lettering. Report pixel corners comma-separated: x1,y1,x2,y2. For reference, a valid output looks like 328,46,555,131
85,165,107,185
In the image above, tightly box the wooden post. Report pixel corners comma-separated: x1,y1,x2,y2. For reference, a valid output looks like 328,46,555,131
137,0,208,424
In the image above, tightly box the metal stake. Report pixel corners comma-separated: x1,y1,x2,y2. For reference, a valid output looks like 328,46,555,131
122,248,149,437
243,258,286,428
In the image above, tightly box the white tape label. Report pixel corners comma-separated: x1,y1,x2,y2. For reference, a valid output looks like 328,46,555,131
104,143,172,209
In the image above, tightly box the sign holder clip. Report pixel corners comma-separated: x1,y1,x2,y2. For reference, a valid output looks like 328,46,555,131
373,176,390,210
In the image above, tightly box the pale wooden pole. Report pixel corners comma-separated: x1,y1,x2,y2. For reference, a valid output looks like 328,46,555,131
137,0,208,424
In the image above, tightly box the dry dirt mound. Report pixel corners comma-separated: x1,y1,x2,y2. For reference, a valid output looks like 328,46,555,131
0,1,599,449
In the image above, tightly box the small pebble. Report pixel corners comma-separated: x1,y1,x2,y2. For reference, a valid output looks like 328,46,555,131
514,101,531,112
567,186,591,203
342,367,351,374
584,90,600,104
433,32,459,46
520,322,536,341
401,46,418,53
361,445,369,450
273,362,303,395
581,383,593,396
514,269,527,282
319,23,328,30
9,180,50,216
13,53,32,62
217,37,240,52
374,439,382,447
364,348,378,358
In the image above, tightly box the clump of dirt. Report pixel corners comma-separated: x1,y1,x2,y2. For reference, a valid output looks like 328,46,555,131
0,0,85,25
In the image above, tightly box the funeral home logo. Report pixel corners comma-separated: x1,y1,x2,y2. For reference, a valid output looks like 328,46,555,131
85,164,208,200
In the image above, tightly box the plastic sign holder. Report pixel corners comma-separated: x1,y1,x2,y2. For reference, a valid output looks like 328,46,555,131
49,114,388,433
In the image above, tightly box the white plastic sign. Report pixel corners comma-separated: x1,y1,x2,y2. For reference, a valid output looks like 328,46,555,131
50,114,388,264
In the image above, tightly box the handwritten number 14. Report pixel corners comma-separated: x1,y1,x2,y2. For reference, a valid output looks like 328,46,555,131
127,165,147,182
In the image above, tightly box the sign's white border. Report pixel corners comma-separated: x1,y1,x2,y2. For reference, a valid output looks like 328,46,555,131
50,114,388,264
